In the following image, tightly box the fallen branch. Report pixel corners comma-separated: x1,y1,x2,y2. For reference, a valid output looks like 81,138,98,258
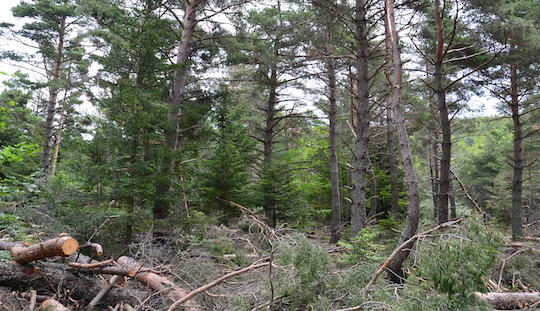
474,292,540,310
80,242,104,257
117,256,199,311
167,262,270,311
450,169,485,216
0,236,79,264
88,275,123,311
362,219,463,294
67,259,113,269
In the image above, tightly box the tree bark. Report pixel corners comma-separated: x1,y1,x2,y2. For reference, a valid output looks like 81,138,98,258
434,0,451,224
262,63,278,228
474,292,540,310
510,62,524,240
351,0,370,236
384,0,420,282
325,8,342,243
386,107,399,218
48,103,65,177
153,0,202,220
428,93,440,220
41,16,66,180
0,236,79,265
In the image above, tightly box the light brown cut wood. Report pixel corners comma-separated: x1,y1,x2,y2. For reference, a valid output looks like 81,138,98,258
39,299,70,311
1,236,79,264
474,292,540,310
117,256,199,311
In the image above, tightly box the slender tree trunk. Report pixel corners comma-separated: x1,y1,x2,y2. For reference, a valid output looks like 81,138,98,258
351,0,370,236
263,64,278,227
326,25,342,243
48,104,65,177
386,109,399,217
428,93,440,220
434,0,450,224
384,0,420,282
42,17,66,180
153,0,201,220
449,179,457,219
510,62,523,240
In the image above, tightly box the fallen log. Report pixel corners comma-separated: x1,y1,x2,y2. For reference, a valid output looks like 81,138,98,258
0,236,79,264
474,292,540,310
39,299,70,311
117,256,199,311
0,259,140,305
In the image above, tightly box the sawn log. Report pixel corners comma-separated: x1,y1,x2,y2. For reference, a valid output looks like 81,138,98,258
0,236,79,264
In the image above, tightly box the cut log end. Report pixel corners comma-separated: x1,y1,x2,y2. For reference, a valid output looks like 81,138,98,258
60,238,79,256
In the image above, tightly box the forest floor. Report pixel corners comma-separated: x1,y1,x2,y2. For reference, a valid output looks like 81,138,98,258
0,209,539,310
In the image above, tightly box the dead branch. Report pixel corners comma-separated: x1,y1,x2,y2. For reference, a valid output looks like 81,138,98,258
67,259,113,269
80,242,104,257
167,262,270,311
88,275,123,311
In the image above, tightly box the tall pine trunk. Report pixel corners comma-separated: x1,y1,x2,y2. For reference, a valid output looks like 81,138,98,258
434,0,451,224
386,109,399,217
428,94,440,220
153,0,201,220
48,103,65,177
263,64,278,227
384,0,420,282
351,0,370,235
510,62,523,240
41,17,66,180
326,28,342,243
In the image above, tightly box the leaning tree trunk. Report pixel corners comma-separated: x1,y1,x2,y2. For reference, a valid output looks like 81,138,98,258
326,33,342,243
351,0,370,236
153,0,201,220
434,0,451,224
42,17,66,180
384,0,420,282
510,62,523,240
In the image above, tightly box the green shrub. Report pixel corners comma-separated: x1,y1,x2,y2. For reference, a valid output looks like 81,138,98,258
338,227,385,264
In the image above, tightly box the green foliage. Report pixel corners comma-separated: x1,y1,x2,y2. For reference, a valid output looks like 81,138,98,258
0,212,30,241
337,228,385,264
404,218,502,310
276,236,329,309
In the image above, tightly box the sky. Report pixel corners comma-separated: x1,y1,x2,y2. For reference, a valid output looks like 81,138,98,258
0,0,500,118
